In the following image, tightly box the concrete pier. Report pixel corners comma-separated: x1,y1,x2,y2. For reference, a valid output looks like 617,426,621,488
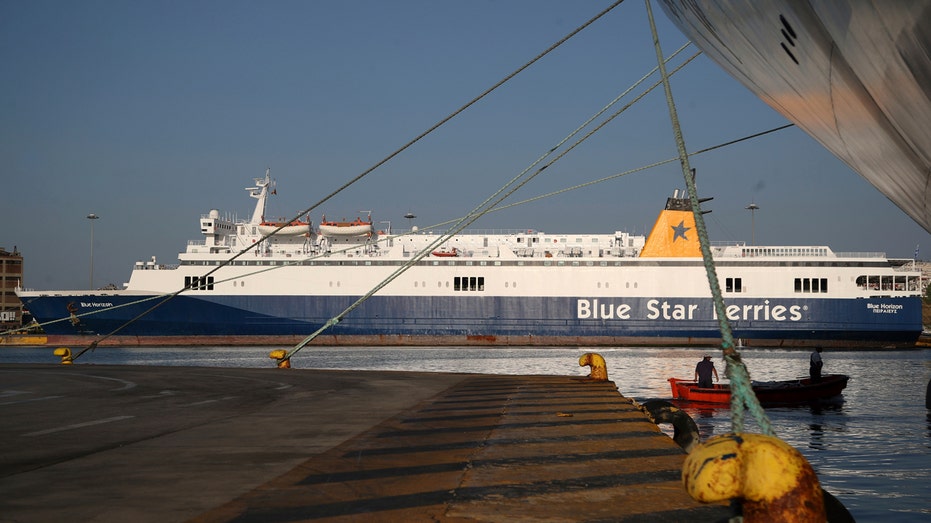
0,364,730,522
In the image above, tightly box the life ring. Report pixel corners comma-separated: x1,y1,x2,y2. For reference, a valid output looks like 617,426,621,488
640,400,699,453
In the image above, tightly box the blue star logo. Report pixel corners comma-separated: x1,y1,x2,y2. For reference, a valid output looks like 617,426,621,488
672,220,691,242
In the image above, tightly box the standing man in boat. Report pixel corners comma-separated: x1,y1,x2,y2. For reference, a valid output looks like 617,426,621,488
810,347,824,382
694,355,718,388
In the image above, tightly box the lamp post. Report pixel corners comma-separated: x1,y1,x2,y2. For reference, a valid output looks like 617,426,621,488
745,202,759,245
87,213,99,289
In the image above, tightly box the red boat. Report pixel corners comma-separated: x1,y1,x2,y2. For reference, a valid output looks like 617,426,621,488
668,374,849,405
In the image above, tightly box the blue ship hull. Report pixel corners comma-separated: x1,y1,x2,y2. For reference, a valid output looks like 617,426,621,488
21,293,922,348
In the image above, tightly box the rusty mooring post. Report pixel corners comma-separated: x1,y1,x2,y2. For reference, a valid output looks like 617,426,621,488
579,352,608,381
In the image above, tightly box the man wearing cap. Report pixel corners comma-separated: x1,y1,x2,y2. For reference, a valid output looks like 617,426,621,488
694,355,719,388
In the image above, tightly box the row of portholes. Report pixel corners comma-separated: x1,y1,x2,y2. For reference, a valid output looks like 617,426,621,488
233,281,246,287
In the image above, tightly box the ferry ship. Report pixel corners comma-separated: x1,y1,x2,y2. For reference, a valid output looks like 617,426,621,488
16,170,923,348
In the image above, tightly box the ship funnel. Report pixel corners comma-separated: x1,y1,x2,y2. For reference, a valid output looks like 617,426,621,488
639,192,703,258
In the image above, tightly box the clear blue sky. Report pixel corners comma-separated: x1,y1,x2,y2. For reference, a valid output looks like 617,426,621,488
2,0,928,291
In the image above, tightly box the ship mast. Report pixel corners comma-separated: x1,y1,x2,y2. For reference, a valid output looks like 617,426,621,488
247,168,273,224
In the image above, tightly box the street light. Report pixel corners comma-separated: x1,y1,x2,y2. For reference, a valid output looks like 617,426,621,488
87,213,99,289
745,202,759,245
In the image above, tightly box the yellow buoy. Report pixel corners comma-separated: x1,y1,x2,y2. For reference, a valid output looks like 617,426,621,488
683,433,825,522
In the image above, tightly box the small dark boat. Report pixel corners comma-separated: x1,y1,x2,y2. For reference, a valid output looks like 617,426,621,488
668,374,849,405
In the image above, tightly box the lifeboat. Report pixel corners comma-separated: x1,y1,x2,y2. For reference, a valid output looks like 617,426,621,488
431,247,459,257
318,216,374,237
258,220,311,236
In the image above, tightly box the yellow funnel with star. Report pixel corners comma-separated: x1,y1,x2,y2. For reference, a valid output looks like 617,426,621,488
639,194,703,258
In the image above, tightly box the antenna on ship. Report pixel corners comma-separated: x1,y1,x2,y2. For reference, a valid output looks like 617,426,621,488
746,201,760,245
404,211,416,231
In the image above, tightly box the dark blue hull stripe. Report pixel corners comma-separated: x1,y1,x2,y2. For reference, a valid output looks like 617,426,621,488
22,294,922,342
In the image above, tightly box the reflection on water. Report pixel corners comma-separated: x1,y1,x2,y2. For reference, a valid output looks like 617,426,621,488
2,345,930,522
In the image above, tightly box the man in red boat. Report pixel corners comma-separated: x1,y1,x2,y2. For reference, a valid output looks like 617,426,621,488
694,355,718,388
810,347,824,383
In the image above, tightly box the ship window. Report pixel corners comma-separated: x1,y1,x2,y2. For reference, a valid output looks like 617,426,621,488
794,277,828,294
184,276,214,291
453,276,485,292
726,278,743,293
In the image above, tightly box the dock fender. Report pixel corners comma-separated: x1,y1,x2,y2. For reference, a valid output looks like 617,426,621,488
682,433,826,522
578,352,608,381
640,400,699,453
822,488,855,523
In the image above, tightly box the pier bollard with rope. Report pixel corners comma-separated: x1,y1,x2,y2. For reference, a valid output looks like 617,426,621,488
578,352,608,381
53,347,73,365
683,433,826,522
268,349,291,369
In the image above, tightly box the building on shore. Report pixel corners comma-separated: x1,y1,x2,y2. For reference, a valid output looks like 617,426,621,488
1,247,25,331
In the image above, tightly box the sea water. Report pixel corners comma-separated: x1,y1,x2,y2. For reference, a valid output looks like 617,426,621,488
3,345,929,522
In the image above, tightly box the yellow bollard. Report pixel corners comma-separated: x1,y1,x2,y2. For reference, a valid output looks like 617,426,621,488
682,433,825,522
53,347,73,365
578,352,608,381
268,349,291,369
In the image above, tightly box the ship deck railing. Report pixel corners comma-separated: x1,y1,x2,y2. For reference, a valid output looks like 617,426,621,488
834,251,888,258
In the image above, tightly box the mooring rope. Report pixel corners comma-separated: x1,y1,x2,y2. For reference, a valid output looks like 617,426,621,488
53,1,626,361
644,0,773,435
6,117,790,343
280,38,700,361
